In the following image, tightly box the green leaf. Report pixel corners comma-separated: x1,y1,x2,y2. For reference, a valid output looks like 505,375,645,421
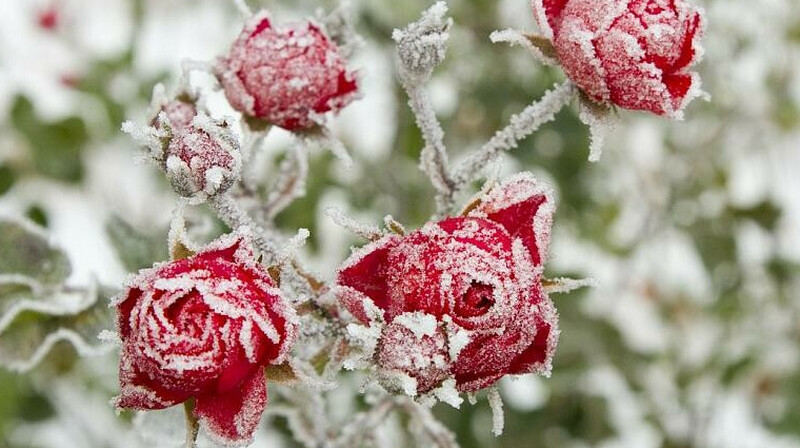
105,215,168,272
0,280,114,373
9,96,88,183
0,218,71,286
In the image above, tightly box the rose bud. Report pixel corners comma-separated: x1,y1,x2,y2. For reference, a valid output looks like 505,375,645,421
533,0,705,117
162,114,241,200
214,12,359,131
336,173,559,394
152,96,197,132
113,235,297,446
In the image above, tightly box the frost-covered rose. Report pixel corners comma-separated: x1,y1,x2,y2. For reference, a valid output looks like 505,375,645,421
113,236,296,446
533,0,705,117
162,116,241,200
214,12,358,131
152,96,197,132
337,173,559,394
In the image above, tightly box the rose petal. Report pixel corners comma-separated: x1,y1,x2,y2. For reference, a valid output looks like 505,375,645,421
195,372,267,447
532,0,570,38
115,345,188,410
473,173,555,266
337,235,401,321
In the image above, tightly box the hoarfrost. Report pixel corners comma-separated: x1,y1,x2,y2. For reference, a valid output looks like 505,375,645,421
487,387,505,436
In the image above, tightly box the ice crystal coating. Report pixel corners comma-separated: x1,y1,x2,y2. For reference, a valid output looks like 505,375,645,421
113,235,297,446
163,115,241,200
533,0,706,117
214,11,359,131
336,173,560,395
392,1,452,82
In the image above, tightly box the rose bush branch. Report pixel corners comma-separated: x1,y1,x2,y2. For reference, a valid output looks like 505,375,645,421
393,2,457,215
450,81,575,192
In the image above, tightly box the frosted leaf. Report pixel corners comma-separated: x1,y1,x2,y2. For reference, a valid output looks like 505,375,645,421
107,215,170,273
393,2,452,82
325,206,383,241
487,387,505,436
343,320,382,370
0,216,71,286
490,29,558,66
577,92,620,162
0,279,114,372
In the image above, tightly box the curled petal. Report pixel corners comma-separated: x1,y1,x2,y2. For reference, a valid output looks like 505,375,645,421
470,172,556,266
195,372,267,447
531,0,570,39
337,235,401,321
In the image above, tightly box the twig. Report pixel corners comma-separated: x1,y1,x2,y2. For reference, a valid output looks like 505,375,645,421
450,81,575,191
260,143,309,221
209,193,281,265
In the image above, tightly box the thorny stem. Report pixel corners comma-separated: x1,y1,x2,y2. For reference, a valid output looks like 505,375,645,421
210,193,280,265
450,81,575,193
183,400,199,448
400,78,457,215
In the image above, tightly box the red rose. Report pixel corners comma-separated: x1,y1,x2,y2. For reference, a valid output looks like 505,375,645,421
162,117,241,200
533,0,705,117
214,12,358,131
113,236,296,446
152,97,197,132
337,173,559,394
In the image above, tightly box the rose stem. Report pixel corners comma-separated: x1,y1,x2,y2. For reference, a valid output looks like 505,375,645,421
183,400,199,448
450,81,575,193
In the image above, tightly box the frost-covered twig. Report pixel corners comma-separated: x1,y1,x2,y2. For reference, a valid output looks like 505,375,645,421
398,397,459,448
451,81,575,190
332,398,396,448
209,193,281,265
260,144,309,221
393,2,456,214
325,207,383,241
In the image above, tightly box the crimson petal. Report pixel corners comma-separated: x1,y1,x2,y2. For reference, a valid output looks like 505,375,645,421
472,173,555,266
195,372,267,446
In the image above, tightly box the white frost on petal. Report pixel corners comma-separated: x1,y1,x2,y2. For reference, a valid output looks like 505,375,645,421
394,312,438,340
432,378,463,408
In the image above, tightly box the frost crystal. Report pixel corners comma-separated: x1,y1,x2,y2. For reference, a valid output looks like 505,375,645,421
392,2,452,82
